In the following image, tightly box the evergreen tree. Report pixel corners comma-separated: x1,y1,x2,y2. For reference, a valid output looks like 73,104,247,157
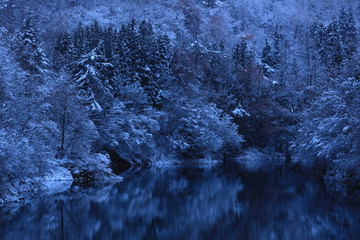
261,39,274,75
324,19,343,71
72,41,114,114
137,20,156,88
273,28,282,68
138,21,167,108
113,24,131,79
181,1,202,37
156,33,172,69
114,20,170,108
339,7,358,61
338,6,358,78
311,22,326,63
103,26,116,61
73,23,85,59
53,32,74,70
205,42,229,93
14,14,49,76
86,21,102,51
232,40,248,70
122,20,142,82
232,40,254,92
151,32,173,107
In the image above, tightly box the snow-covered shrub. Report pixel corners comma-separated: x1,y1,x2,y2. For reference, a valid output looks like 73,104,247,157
0,128,51,201
99,99,161,164
294,80,359,162
164,102,243,159
293,79,360,185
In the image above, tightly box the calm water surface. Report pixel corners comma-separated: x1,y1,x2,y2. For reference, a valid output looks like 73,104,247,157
1,163,360,240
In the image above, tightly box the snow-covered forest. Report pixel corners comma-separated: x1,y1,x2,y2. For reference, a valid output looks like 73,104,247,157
0,0,359,202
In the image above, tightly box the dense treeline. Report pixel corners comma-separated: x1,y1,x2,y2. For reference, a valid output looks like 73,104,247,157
0,0,359,200
0,16,244,200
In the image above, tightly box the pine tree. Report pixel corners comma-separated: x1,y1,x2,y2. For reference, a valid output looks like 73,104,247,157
15,14,49,76
73,23,85,59
115,20,168,108
137,20,166,107
232,40,248,70
86,21,102,51
232,40,250,91
103,26,115,61
339,7,358,61
338,6,358,79
273,28,282,68
261,39,274,75
324,19,343,69
122,20,142,82
311,22,326,62
151,32,173,107
156,33,172,69
113,24,131,78
73,41,114,113
181,1,202,37
137,20,156,88
53,32,74,70
232,40,253,92
312,18,344,73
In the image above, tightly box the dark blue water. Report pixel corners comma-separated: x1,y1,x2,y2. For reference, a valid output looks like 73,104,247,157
1,163,360,240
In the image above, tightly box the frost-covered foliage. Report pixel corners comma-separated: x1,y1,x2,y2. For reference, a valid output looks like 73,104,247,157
0,27,55,201
293,79,360,185
0,21,106,202
99,99,161,164
165,103,243,159
0,0,359,199
47,73,98,157
73,41,114,112
96,77,243,164
296,84,359,161
50,20,244,165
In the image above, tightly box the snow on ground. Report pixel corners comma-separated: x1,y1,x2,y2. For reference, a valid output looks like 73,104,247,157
1,154,122,204
35,163,73,195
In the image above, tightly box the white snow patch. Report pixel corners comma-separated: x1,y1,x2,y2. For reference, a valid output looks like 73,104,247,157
342,126,350,134
232,104,250,117
36,165,73,195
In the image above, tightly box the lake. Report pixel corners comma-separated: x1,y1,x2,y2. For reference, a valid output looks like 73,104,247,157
1,162,360,240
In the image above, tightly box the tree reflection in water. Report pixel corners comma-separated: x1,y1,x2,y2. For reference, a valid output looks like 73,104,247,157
1,164,360,240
